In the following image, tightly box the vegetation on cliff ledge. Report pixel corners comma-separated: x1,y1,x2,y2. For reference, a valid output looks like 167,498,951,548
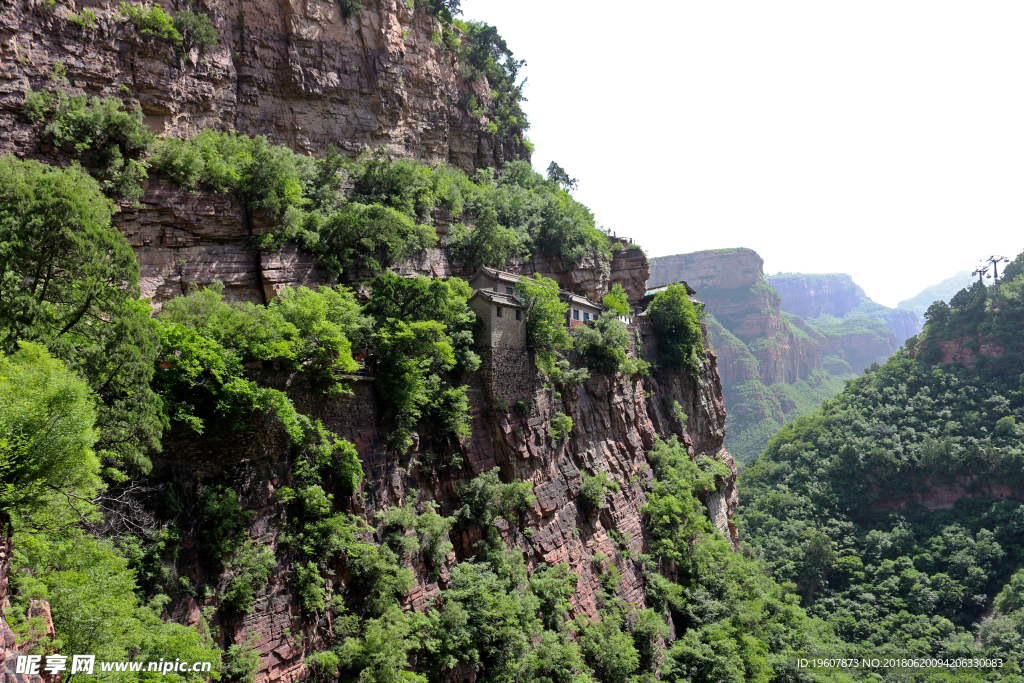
1,146,868,683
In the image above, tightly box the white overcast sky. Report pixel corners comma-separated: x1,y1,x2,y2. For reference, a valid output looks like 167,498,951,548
458,0,1024,307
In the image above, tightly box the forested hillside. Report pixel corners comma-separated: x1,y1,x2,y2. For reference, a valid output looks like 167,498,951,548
737,251,1024,679
898,271,977,319
4,1,1022,681
0,146,852,683
0,5,864,680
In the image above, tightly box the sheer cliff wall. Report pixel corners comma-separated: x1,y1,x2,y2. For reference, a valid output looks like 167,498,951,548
767,273,865,318
768,273,922,344
0,0,524,171
148,326,735,683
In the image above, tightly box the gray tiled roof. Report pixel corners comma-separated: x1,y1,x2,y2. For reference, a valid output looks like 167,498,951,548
469,289,527,308
644,280,697,297
469,267,525,286
559,290,602,310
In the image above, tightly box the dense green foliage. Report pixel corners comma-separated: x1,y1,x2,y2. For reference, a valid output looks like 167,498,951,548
152,130,314,220
23,89,154,203
573,316,650,377
0,343,100,517
517,274,570,352
0,157,163,470
601,283,631,317
118,3,218,54
154,281,366,437
647,283,704,371
364,271,477,451
172,9,219,54
637,437,851,683
737,251,1024,678
11,526,222,679
3,347,219,676
152,137,609,273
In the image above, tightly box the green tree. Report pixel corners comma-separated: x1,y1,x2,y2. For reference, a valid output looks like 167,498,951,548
269,285,364,390
173,9,218,54
0,342,100,517
995,569,1024,614
647,283,704,371
444,206,522,269
152,319,302,439
572,316,643,376
10,527,220,680
601,283,631,317
517,274,570,353
28,93,154,203
336,605,426,683
151,130,312,219
577,610,639,683
371,319,458,451
0,157,162,471
365,273,476,449
309,203,436,277
545,161,577,191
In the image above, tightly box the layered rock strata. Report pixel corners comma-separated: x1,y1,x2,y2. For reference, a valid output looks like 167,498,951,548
768,273,922,344
0,0,524,172
766,273,865,318
112,174,644,311
649,248,762,291
648,248,909,462
150,323,735,683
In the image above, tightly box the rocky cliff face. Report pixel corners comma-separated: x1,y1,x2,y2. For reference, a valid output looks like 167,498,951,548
648,248,762,291
766,273,922,346
766,273,865,318
0,0,523,172
649,250,820,386
0,165,717,683
0,6,733,678
110,174,644,311
146,320,734,683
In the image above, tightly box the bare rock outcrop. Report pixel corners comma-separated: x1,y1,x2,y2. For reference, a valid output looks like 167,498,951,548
648,248,762,291
767,273,866,319
0,0,524,172
610,247,651,306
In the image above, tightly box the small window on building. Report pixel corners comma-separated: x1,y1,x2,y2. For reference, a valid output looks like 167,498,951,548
515,309,521,320
496,306,503,317
506,287,514,295
583,312,590,321
573,309,579,320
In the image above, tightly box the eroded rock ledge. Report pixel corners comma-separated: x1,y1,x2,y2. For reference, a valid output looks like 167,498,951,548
153,328,735,683
0,0,523,171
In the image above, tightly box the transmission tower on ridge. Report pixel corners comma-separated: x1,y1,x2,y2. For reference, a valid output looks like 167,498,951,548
986,255,1010,284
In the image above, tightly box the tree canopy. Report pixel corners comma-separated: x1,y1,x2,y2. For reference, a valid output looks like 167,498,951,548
0,157,162,471
647,284,704,371
0,342,100,517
